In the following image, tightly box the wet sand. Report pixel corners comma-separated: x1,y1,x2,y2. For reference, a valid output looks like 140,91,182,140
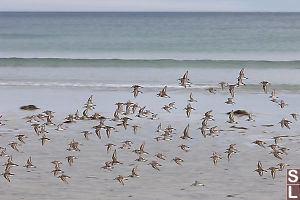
0,84,300,200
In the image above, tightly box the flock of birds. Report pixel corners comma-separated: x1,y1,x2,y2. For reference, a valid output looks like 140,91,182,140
0,68,298,187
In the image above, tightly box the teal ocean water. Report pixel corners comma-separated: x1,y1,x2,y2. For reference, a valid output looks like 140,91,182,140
0,12,300,89
1,12,300,60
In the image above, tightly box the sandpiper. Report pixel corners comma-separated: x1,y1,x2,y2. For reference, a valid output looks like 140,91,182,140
124,101,133,115
104,126,115,138
155,153,166,160
55,123,65,131
261,81,270,93
270,98,279,103
15,134,27,144
200,126,206,138
66,156,77,166
120,117,132,130
115,175,127,185
111,110,120,122
105,143,116,153
237,76,246,86
178,144,190,152
208,126,218,136
132,125,139,134
131,103,138,113
74,110,80,120
225,97,235,105
119,140,133,149
272,136,283,144
279,100,287,108
43,110,55,117
94,126,102,139
112,150,122,165
219,82,228,90
180,124,191,139
135,155,147,162
173,157,184,165
24,156,36,168
0,147,7,157
184,103,195,118
52,166,64,176
133,142,149,155
254,161,267,176
156,123,163,133
268,167,278,179
211,152,222,165
280,119,292,129
40,135,50,146
40,124,48,134
149,161,161,171
45,115,55,125
162,105,171,113
188,92,197,102
252,140,266,148
228,85,236,97
67,139,81,152
227,111,237,124
132,85,143,98
239,68,248,79
278,163,289,171
191,180,205,186
204,110,214,120
82,130,92,140
270,150,283,160
157,86,170,98
8,142,19,152
246,112,254,121
51,160,62,169
178,71,191,88
82,108,89,119
115,102,124,113
58,174,71,184
128,166,139,178
269,89,276,99
1,171,14,182
6,155,18,167
101,161,113,170
168,102,177,109
268,144,277,151
279,147,289,155
225,149,236,161
149,113,159,120
291,113,298,121
208,87,216,94
64,114,75,123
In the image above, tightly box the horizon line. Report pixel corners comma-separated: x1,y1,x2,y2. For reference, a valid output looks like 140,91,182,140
1,11,300,13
